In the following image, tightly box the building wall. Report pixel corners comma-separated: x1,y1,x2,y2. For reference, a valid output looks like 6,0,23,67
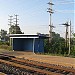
34,38,44,53
13,38,24,50
13,38,33,51
23,38,33,51
13,38,44,53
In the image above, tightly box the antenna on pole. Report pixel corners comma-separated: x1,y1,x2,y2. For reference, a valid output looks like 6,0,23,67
47,0,54,43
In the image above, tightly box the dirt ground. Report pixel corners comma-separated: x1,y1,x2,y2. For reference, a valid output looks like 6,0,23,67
1,51,75,68
0,72,6,75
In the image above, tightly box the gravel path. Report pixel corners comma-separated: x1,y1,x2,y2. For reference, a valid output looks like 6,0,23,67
1,51,75,69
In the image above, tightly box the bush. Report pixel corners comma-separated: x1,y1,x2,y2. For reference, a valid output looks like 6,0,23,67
0,45,12,51
0,41,10,46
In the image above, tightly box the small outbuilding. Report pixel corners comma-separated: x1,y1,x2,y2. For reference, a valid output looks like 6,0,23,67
9,34,47,53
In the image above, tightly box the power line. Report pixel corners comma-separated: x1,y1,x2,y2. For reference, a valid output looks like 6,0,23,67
55,10,75,13
59,1,75,4
54,0,75,4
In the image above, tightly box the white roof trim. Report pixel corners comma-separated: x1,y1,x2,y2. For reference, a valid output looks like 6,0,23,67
9,34,38,36
10,37,39,38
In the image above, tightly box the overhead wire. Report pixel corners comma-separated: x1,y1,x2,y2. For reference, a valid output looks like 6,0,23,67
53,0,74,13
24,0,74,34
54,10,75,13
54,0,75,4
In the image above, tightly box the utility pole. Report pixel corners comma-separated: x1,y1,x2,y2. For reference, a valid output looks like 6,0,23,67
61,22,70,55
14,14,19,26
47,0,54,43
8,16,13,34
68,21,71,55
14,14,19,34
8,15,13,26
8,15,13,46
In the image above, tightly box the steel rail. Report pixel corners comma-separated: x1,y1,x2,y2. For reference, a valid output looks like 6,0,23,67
11,57,75,73
0,59,62,75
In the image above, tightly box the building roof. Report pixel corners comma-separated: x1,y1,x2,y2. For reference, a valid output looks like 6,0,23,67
9,34,48,39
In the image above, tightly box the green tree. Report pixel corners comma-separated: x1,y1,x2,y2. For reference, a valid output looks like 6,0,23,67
44,32,65,55
70,33,75,56
9,25,23,34
44,32,75,56
73,33,75,37
0,29,9,41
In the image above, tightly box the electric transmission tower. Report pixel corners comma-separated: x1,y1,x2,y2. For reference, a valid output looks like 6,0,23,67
47,0,54,43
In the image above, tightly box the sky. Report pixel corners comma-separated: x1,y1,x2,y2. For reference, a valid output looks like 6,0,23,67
0,0,74,37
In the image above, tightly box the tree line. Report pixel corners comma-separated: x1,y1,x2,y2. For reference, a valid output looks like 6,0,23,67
44,32,75,56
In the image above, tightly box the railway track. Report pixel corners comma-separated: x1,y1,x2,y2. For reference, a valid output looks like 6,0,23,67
0,54,75,75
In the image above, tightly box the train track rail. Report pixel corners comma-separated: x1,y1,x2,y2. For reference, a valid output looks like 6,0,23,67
11,57,75,73
0,54,75,75
0,59,62,75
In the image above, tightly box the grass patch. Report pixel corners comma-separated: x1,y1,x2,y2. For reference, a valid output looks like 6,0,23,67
39,53,75,58
0,45,12,51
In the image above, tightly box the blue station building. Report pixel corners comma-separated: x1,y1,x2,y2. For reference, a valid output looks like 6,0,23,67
10,34,48,53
